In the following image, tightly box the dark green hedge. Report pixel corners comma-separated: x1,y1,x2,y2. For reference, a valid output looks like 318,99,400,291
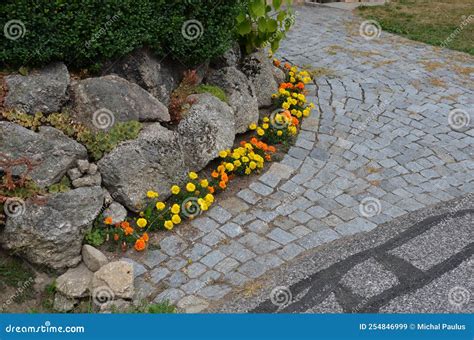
0,0,244,69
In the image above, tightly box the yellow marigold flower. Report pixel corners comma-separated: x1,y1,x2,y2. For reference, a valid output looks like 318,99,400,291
291,66,297,73
225,163,234,172
292,92,298,98
188,171,198,180
249,161,257,170
244,143,253,150
242,156,249,163
282,102,290,110
277,130,283,136
279,88,286,95
219,150,228,158
257,128,265,136
233,160,242,167
245,167,251,175
205,193,214,204
156,201,166,210
289,71,294,77
217,165,225,173
164,220,174,230
200,179,209,188
298,94,305,101
297,111,303,118
263,117,270,123
290,77,296,83
186,182,196,192
171,203,180,214
136,218,147,228
171,214,181,224
171,185,180,195
303,77,311,84
146,190,159,198
303,109,310,117
262,123,269,130
199,201,209,211
271,94,277,99
249,123,257,130
309,103,315,108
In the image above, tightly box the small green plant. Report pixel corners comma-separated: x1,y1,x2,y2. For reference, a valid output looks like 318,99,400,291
84,228,106,247
48,176,71,194
195,84,228,103
237,0,294,53
112,300,176,314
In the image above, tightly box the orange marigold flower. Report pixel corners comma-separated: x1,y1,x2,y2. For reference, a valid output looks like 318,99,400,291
296,82,305,89
284,63,291,69
265,154,272,161
113,234,119,241
292,117,299,126
134,238,146,251
250,137,258,145
240,141,247,147
268,146,276,153
273,59,281,67
208,186,215,194
120,221,130,229
124,226,134,236
217,165,225,174
221,173,228,182
219,181,227,189
104,217,113,225
211,170,219,178
142,232,149,242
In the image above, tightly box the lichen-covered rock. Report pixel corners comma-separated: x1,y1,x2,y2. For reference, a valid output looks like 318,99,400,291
53,293,77,312
98,123,188,211
108,48,185,106
5,62,70,114
0,187,104,269
70,75,169,130
82,245,108,272
0,122,88,187
206,66,258,134
56,263,93,298
241,50,279,108
210,43,241,69
92,261,134,300
178,93,235,170
72,173,102,188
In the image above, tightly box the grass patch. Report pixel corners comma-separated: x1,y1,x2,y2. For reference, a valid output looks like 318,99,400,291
0,255,34,289
357,0,474,55
195,85,228,103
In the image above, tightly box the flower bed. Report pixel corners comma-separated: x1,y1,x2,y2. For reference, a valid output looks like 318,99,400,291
96,61,316,252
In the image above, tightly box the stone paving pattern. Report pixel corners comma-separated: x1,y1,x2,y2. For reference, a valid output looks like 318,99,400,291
121,6,473,312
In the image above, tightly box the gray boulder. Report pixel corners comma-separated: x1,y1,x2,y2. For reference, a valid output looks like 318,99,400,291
207,67,258,133
92,261,134,300
0,187,104,269
53,293,77,312
241,50,279,108
0,122,87,187
5,62,70,114
72,173,102,188
210,43,241,69
178,93,235,170
98,123,188,211
56,263,93,298
82,245,108,272
108,48,185,106
69,75,169,130
102,202,128,224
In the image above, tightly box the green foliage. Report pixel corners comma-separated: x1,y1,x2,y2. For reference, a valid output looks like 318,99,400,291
84,228,106,247
195,85,228,103
2,110,142,161
1,1,244,69
237,0,294,53
48,176,71,194
116,300,176,314
0,255,34,289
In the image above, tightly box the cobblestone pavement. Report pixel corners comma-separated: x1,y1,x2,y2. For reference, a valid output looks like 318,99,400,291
122,6,473,312
214,195,473,313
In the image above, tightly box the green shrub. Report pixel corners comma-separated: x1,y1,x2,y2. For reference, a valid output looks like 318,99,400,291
1,0,244,69
237,0,294,53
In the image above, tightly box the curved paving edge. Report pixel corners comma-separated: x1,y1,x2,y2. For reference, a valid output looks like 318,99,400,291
120,6,473,313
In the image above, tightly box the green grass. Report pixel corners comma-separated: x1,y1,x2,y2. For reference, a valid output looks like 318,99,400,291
195,84,228,103
0,255,35,288
357,0,474,55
